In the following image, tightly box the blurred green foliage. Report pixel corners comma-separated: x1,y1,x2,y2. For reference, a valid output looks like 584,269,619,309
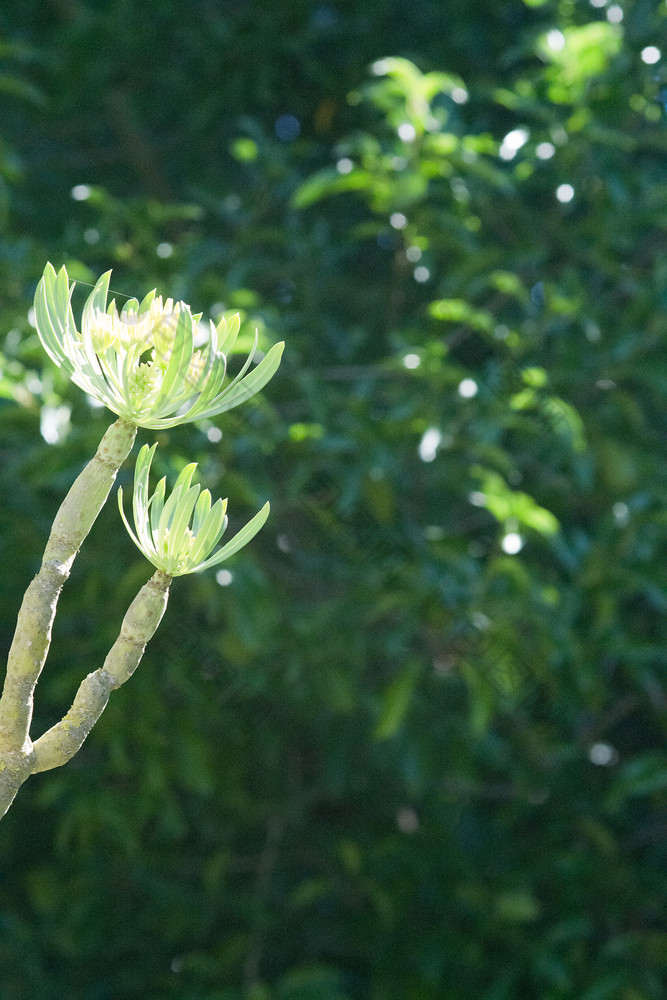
0,1,665,998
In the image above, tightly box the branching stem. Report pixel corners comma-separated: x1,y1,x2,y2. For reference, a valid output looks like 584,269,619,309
0,418,136,754
0,418,138,818
0,571,170,817
32,570,171,773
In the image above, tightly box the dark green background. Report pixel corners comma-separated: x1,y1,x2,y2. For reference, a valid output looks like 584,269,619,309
0,1,665,997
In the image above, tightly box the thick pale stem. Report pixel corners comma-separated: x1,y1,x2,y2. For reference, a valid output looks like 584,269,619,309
32,570,171,773
0,571,171,818
0,750,34,820
0,418,137,753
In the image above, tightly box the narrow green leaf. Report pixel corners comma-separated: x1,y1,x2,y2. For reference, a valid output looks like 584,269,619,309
374,662,421,741
196,502,270,571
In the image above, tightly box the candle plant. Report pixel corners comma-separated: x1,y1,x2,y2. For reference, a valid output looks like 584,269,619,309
0,264,283,819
